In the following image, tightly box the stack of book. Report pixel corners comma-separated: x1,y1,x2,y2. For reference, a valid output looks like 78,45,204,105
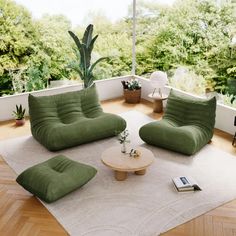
172,176,201,192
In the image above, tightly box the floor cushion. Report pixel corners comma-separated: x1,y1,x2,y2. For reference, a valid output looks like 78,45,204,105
28,84,126,151
139,89,216,155
16,155,97,203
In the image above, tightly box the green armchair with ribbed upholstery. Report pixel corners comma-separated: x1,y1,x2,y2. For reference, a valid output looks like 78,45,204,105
139,90,216,155
28,84,126,151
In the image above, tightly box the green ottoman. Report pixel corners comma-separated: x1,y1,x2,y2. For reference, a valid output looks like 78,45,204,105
16,155,97,203
139,90,216,155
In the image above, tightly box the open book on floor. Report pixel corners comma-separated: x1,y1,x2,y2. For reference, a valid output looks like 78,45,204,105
172,176,201,192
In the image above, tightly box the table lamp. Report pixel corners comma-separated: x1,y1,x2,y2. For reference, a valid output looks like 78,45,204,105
150,71,168,97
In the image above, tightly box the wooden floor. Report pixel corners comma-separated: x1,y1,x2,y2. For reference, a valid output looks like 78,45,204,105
0,98,235,236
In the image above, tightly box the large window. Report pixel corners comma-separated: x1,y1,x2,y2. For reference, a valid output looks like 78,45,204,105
0,0,235,109
81,0,133,80
0,0,132,96
135,0,236,107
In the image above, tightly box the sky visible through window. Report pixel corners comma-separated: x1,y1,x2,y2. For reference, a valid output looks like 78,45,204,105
14,0,175,26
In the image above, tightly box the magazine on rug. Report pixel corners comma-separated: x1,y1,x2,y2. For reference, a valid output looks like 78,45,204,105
172,176,201,192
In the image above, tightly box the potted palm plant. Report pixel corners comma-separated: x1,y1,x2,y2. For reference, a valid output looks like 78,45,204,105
121,78,142,103
13,104,25,126
68,24,107,88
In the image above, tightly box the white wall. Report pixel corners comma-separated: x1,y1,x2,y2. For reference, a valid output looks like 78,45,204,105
0,83,81,121
1,74,235,135
95,76,130,101
0,75,131,121
215,104,236,135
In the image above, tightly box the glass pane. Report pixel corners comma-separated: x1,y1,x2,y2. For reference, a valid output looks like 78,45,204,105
0,0,133,96
74,0,133,80
135,0,236,107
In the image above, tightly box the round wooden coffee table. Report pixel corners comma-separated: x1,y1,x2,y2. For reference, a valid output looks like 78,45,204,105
101,146,154,181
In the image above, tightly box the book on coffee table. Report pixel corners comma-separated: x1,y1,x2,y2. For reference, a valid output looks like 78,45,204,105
172,176,201,192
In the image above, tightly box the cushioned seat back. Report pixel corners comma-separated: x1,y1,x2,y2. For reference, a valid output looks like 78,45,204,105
28,84,126,151
164,90,216,132
29,84,103,128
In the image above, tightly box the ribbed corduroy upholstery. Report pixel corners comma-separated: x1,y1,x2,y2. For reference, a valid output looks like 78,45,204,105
16,155,97,203
139,90,216,155
29,84,126,151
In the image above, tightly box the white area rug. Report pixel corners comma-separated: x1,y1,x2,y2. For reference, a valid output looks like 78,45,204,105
1,111,236,236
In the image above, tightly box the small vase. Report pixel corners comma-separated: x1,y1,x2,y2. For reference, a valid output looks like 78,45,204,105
121,142,127,153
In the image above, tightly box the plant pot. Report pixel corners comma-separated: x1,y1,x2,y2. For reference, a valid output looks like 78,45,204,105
123,89,141,104
15,118,25,126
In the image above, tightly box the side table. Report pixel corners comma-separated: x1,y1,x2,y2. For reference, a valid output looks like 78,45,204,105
148,93,168,113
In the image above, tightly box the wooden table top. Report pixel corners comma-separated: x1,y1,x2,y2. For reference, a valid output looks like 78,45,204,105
101,146,155,172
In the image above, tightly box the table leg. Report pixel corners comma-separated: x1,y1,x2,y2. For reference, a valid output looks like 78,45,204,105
232,132,236,146
153,100,163,113
115,171,127,181
135,169,146,175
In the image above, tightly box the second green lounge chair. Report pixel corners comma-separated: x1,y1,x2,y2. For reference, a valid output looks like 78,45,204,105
139,90,216,155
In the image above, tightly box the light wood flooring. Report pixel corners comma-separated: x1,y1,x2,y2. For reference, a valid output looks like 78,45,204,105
0,97,235,236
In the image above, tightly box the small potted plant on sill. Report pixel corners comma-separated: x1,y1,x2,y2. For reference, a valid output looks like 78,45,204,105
13,104,26,126
121,78,141,103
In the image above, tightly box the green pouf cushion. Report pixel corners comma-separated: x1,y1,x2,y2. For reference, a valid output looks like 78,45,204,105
139,90,216,155
28,84,126,151
16,155,97,203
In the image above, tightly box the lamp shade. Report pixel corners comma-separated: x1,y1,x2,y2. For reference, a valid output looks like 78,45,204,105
150,71,168,89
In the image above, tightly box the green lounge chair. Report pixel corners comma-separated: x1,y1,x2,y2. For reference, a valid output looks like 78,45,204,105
139,90,216,155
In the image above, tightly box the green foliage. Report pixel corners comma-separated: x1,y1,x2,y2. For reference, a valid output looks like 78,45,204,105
121,79,141,91
25,62,49,92
0,0,235,110
13,104,25,120
0,0,38,70
169,67,206,95
9,68,26,94
117,130,130,144
68,25,108,88
0,73,13,96
0,0,74,95
36,15,74,80
218,93,236,108
136,0,236,97
0,0,39,95
74,16,133,79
